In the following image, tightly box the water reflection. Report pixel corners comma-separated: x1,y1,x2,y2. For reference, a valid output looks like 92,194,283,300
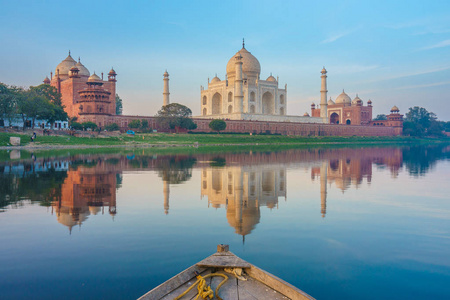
0,144,449,236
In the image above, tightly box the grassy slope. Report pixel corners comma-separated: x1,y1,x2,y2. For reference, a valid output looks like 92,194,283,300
1,132,448,147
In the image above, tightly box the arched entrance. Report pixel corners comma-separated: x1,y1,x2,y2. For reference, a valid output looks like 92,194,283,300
262,92,274,114
346,119,351,125
203,108,207,116
280,107,285,115
228,105,233,113
212,93,222,115
250,105,255,113
330,112,339,124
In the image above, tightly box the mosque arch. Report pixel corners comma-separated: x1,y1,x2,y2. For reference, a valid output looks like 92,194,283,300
212,93,222,114
228,92,233,102
280,94,285,105
330,112,339,124
262,92,274,114
250,105,255,113
250,91,256,102
228,105,233,113
203,96,207,105
280,107,285,115
203,108,207,116
346,119,351,125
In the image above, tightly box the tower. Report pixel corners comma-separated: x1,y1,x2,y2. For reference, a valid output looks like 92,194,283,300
320,67,328,121
320,161,327,218
234,54,243,113
163,70,170,106
163,180,170,215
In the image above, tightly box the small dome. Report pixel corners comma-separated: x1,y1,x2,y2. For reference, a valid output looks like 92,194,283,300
303,112,310,117
311,102,316,107
328,98,335,105
163,70,168,77
43,76,50,84
266,74,276,82
75,58,90,77
55,52,77,76
88,72,102,82
210,75,221,83
335,90,351,105
352,95,363,106
226,46,261,78
391,105,399,112
367,99,372,105
109,68,117,76
321,67,327,74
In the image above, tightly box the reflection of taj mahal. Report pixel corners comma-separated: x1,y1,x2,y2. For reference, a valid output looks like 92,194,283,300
201,166,286,237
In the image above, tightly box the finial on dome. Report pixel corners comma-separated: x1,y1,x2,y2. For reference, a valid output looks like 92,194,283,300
78,57,80,63
69,50,71,56
242,38,245,48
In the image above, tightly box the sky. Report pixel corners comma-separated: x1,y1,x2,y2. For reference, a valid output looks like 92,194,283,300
0,0,449,120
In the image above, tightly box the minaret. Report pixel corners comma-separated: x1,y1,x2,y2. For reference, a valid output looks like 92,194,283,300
163,70,170,106
320,67,328,121
163,180,169,215
320,161,327,218
234,54,244,113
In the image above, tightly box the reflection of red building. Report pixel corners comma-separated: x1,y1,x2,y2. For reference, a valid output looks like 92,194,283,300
311,148,403,217
52,166,117,233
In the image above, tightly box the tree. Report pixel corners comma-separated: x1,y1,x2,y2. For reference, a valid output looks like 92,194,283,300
141,119,149,130
404,106,442,137
105,123,120,131
156,103,197,131
128,119,141,129
71,122,83,130
116,94,123,115
373,114,387,121
30,84,63,107
17,89,48,129
81,121,97,130
0,83,20,126
209,119,227,133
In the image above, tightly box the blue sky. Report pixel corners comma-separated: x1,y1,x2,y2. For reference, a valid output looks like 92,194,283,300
1,0,449,120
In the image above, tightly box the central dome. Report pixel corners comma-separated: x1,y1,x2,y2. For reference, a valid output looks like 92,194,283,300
226,47,261,77
335,90,351,105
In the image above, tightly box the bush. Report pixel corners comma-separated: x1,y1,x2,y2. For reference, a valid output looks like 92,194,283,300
105,123,120,131
81,121,97,130
71,122,83,130
128,119,141,129
209,119,227,133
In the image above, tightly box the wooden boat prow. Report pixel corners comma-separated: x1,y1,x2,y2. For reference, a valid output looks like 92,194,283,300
139,244,315,300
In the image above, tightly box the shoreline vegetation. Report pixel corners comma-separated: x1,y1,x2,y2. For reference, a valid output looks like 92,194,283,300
1,132,449,151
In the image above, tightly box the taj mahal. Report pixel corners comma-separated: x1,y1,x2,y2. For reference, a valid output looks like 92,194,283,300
197,40,323,123
42,40,403,135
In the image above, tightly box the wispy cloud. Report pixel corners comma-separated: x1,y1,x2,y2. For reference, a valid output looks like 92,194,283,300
420,39,450,51
392,81,450,91
321,29,356,44
332,64,379,74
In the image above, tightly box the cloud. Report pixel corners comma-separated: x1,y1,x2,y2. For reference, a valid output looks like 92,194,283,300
392,81,450,91
321,29,356,44
420,39,450,51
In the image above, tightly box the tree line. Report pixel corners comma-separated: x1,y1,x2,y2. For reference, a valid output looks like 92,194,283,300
0,82,67,129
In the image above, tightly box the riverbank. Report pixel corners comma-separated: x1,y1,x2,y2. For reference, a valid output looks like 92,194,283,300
1,132,449,150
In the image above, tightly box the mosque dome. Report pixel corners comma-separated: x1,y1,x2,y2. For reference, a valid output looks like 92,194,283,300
391,105,399,112
266,74,276,82
367,99,372,106
328,98,335,105
335,90,351,105
88,72,102,82
226,47,261,77
75,58,90,77
210,75,221,83
55,52,77,76
352,95,362,106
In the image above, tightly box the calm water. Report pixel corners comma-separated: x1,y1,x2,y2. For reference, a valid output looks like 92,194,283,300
1,145,450,300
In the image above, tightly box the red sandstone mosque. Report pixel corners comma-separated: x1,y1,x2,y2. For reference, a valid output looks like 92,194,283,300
43,47,403,136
